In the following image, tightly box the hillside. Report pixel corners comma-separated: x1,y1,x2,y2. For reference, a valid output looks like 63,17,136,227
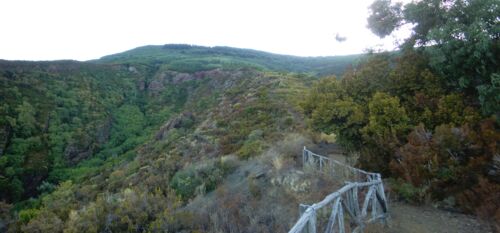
97,44,363,77
0,45,361,232
0,45,360,204
1,30,498,232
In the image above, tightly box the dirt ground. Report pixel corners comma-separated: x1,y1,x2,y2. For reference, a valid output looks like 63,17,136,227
365,201,493,233
307,145,494,233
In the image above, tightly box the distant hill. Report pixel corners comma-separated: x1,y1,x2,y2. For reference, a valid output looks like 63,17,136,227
0,44,364,232
97,44,363,76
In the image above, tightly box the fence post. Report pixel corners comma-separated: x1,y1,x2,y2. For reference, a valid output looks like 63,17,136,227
376,174,388,212
309,208,317,233
362,186,375,217
303,146,307,167
338,202,345,233
299,204,309,216
291,148,388,233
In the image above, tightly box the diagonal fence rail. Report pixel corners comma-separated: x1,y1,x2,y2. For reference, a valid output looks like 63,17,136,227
289,147,389,233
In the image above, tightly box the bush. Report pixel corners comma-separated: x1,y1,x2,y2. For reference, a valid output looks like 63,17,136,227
18,208,39,224
63,188,181,233
218,155,239,175
275,133,310,158
170,159,236,201
389,179,427,203
457,177,500,231
170,169,202,201
237,140,263,159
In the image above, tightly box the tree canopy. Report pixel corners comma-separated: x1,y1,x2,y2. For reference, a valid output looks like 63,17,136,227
368,0,500,115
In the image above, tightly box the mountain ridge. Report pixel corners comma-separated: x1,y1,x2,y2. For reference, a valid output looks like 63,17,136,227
96,44,363,76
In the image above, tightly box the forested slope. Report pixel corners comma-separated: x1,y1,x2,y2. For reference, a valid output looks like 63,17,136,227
98,44,362,76
0,45,347,232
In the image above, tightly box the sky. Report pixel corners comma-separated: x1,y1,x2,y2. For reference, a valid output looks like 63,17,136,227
0,0,410,61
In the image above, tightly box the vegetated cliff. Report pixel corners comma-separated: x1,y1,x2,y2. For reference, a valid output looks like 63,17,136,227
1,45,360,232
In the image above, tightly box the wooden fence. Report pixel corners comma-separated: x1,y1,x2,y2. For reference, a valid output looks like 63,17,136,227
289,147,388,233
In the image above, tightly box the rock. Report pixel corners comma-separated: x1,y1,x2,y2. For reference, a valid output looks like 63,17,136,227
148,79,164,92
251,170,266,179
64,144,93,165
128,66,138,73
155,112,195,140
172,73,193,84
64,133,95,165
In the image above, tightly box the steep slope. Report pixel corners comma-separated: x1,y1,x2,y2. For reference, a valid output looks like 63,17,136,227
0,61,147,202
3,64,322,232
0,44,367,232
0,44,360,206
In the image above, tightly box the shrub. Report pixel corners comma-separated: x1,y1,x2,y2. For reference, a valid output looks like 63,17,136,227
457,177,500,231
170,169,202,201
248,178,262,199
170,159,235,201
18,208,39,224
237,140,263,159
37,181,56,194
20,210,63,233
389,179,427,203
218,155,239,175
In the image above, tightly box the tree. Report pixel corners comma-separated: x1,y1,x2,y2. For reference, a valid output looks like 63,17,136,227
367,0,403,38
368,0,500,115
15,101,37,137
359,92,411,174
301,77,366,150
362,92,410,140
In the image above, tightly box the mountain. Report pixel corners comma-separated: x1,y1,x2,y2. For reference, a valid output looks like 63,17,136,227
0,45,359,232
97,44,363,76
1,41,497,232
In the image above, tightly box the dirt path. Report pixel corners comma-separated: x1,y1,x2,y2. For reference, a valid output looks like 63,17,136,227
305,145,494,233
366,202,493,233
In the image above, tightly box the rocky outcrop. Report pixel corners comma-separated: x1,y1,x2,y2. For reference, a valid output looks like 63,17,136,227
172,73,193,84
96,118,112,144
147,69,232,95
64,142,93,165
155,112,195,140
64,119,112,165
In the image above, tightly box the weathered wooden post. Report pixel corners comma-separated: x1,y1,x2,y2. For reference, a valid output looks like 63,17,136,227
303,146,307,166
309,208,317,233
299,204,309,216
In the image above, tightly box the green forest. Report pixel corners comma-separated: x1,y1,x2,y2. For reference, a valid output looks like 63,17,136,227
0,0,498,232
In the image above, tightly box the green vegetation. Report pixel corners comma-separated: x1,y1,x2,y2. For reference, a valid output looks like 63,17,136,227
302,0,499,227
0,61,200,204
0,48,319,231
98,44,363,77
0,1,498,230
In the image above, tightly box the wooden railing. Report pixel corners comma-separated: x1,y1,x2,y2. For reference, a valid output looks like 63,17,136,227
289,147,388,233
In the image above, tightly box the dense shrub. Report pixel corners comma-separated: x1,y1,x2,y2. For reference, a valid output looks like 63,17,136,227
302,49,499,227
170,158,237,201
